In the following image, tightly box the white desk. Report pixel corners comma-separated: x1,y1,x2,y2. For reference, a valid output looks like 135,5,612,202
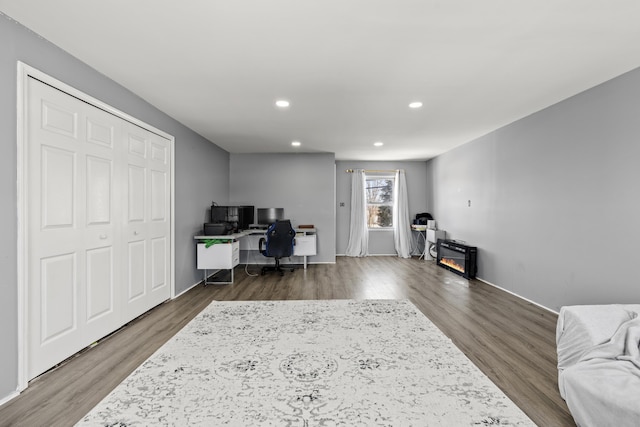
195,228,317,284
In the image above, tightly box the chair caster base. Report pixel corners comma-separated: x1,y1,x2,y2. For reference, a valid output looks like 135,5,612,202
261,264,294,276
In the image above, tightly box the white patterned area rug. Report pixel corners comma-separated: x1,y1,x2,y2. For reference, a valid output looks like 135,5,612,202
78,300,536,426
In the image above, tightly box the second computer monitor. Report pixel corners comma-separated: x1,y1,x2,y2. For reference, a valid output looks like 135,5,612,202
257,208,284,226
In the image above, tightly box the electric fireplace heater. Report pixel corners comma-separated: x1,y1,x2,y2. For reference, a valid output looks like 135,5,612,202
436,240,477,279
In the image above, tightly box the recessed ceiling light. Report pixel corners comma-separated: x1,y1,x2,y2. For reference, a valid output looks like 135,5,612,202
275,100,290,108
291,141,301,147
373,141,384,147
409,102,423,109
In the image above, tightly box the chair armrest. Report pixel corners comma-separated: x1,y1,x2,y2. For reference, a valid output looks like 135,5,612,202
259,237,266,253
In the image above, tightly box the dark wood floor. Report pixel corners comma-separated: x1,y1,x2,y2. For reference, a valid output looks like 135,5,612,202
0,257,575,426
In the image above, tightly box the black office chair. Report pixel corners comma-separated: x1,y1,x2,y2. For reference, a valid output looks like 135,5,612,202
259,219,295,276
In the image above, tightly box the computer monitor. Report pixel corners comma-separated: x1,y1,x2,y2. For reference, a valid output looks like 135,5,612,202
257,208,284,226
228,206,254,231
210,206,227,223
210,205,254,231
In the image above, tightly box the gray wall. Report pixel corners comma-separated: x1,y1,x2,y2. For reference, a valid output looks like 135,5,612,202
0,14,229,400
336,161,429,255
427,66,640,312
230,153,336,264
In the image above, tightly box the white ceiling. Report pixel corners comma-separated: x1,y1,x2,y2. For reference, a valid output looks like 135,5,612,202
2,1,640,160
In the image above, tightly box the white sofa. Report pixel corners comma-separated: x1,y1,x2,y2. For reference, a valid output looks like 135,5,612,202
556,304,640,427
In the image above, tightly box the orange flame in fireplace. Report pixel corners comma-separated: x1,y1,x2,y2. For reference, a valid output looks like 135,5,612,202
440,257,465,273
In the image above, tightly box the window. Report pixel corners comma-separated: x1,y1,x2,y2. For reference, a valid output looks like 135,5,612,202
365,175,395,228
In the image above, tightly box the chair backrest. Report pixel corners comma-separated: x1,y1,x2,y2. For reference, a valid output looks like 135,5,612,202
263,220,295,258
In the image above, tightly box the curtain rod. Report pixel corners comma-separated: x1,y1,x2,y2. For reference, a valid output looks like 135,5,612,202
345,169,401,173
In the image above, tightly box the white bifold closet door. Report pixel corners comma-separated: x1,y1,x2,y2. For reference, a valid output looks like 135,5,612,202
121,121,171,324
26,77,171,379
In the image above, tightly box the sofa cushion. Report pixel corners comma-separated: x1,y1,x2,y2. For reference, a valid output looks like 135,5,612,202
556,305,639,375
562,358,640,427
557,304,640,426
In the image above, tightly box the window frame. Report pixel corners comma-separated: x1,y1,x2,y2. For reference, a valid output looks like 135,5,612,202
364,173,395,230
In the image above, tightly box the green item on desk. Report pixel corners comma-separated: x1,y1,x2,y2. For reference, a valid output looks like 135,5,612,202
204,239,225,248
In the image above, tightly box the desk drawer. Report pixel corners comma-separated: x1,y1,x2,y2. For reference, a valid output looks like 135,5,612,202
294,235,316,256
232,243,240,265
197,241,239,269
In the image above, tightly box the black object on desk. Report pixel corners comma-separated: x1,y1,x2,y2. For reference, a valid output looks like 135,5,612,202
203,223,233,235
210,205,254,232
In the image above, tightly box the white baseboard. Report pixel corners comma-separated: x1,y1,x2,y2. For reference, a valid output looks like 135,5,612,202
334,256,555,313
174,280,202,299
336,253,398,257
476,277,558,315
0,390,20,407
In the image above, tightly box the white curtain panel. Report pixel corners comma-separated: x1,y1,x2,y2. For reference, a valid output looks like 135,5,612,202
345,169,369,257
394,170,413,258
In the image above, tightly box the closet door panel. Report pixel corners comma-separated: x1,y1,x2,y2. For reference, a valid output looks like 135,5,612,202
127,240,147,301
80,105,121,344
86,246,113,321
41,146,75,228
40,253,77,343
122,124,171,322
146,133,171,307
151,237,167,290
27,79,87,379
